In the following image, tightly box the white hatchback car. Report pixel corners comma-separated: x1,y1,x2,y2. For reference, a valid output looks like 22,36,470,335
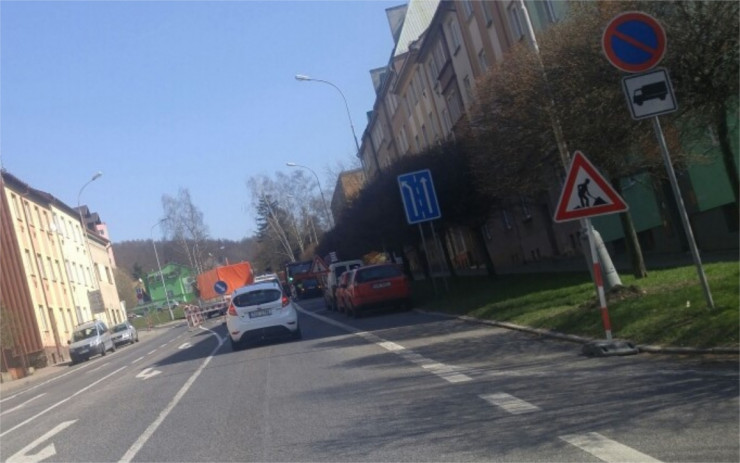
225,281,301,350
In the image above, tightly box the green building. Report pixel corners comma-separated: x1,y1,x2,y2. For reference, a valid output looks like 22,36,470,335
143,263,196,310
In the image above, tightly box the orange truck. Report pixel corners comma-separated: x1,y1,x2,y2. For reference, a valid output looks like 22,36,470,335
196,262,254,316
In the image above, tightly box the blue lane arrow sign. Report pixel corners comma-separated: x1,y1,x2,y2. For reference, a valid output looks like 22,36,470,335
397,169,442,225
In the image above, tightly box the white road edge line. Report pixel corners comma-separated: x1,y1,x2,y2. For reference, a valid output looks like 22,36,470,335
0,367,126,437
118,326,223,463
296,306,472,383
559,432,663,463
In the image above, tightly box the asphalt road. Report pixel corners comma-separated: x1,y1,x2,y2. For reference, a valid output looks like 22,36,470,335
1,298,738,462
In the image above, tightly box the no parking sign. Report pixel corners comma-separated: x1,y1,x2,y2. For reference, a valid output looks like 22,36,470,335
602,11,666,73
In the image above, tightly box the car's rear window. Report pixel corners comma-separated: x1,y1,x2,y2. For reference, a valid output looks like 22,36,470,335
233,289,282,307
354,265,403,283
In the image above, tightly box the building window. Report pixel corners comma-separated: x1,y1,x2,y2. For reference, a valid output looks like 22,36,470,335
478,49,490,72
508,2,524,40
76,306,84,323
25,250,34,274
56,260,63,283
409,81,418,105
462,0,474,19
446,87,463,123
421,124,430,148
441,108,452,134
23,201,33,225
428,58,439,84
11,194,21,218
463,75,474,101
105,266,113,284
520,196,532,219
502,209,513,229
66,260,74,283
482,1,494,26
448,19,462,54
403,93,412,117
60,308,68,332
544,0,558,23
48,257,56,281
94,264,102,283
428,112,439,141
36,254,47,279
67,309,75,331
38,306,48,331
433,41,447,74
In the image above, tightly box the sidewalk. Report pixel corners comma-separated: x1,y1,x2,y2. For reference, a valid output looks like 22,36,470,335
0,320,186,396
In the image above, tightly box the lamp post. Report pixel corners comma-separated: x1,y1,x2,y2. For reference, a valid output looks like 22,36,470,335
286,162,334,228
77,171,104,322
294,74,362,157
151,219,174,321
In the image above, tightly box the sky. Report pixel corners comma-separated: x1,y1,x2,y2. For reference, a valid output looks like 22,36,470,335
1,0,400,242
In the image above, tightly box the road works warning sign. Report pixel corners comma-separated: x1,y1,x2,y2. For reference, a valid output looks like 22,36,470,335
553,151,628,222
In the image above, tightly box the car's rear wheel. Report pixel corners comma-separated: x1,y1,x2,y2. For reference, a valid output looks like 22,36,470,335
100,345,107,356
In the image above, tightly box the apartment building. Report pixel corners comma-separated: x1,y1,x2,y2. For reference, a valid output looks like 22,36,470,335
0,171,121,370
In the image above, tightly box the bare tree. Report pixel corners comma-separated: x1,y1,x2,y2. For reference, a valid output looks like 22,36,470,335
161,188,209,274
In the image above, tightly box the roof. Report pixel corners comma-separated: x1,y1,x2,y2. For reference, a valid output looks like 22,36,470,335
393,0,440,58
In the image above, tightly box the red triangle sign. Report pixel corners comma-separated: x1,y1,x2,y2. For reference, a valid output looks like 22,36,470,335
554,151,628,222
311,255,328,274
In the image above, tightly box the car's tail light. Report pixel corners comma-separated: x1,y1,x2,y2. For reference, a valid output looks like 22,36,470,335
281,295,290,307
227,303,237,316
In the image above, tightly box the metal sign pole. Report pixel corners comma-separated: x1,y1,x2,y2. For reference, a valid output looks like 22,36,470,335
651,117,715,309
429,221,449,293
586,218,612,340
418,223,437,295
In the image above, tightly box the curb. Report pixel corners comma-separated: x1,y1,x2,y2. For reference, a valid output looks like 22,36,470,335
415,309,740,356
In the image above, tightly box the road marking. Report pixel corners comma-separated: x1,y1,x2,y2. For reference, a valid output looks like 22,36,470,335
296,307,472,383
147,349,157,355
131,356,145,364
0,367,125,437
560,432,663,462
135,368,162,380
0,393,46,416
178,342,192,349
6,420,77,463
379,341,405,351
90,362,110,373
159,343,168,348
480,393,541,414
119,327,223,463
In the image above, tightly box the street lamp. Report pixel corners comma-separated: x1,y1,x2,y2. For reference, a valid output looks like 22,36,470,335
286,162,334,228
294,74,361,157
151,219,174,321
77,171,103,321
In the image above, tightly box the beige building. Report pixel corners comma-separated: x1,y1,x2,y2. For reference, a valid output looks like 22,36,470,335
1,171,120,365
348,0,576,272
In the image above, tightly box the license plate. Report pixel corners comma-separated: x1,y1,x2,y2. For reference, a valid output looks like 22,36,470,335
372,281,391,289
248,308,272,319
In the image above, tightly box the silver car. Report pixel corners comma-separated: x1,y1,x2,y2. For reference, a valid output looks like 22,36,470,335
68,320,115,365
111,321,139,346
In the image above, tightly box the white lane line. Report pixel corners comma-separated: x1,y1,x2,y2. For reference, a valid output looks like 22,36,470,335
0,393,46,416
131,356,145,364
147,349,157,355
0,367,126,437
118,326,223,463
296,307,472,383
6,419,77,463
480,393,541,415
378,341,406,351
159,343,167,348
89,362,110,373
560,432,663,463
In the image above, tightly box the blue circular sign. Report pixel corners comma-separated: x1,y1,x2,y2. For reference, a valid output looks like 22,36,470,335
214,280,228,295
602,11,666,73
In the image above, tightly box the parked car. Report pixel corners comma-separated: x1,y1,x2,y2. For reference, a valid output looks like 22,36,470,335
323,259,363,311
68,320,115,365
225,281,301,350
111,321,139,346
343,264,412,318
334,271,353,315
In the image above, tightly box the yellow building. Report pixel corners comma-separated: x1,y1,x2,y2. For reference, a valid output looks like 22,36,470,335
1,171,120,365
